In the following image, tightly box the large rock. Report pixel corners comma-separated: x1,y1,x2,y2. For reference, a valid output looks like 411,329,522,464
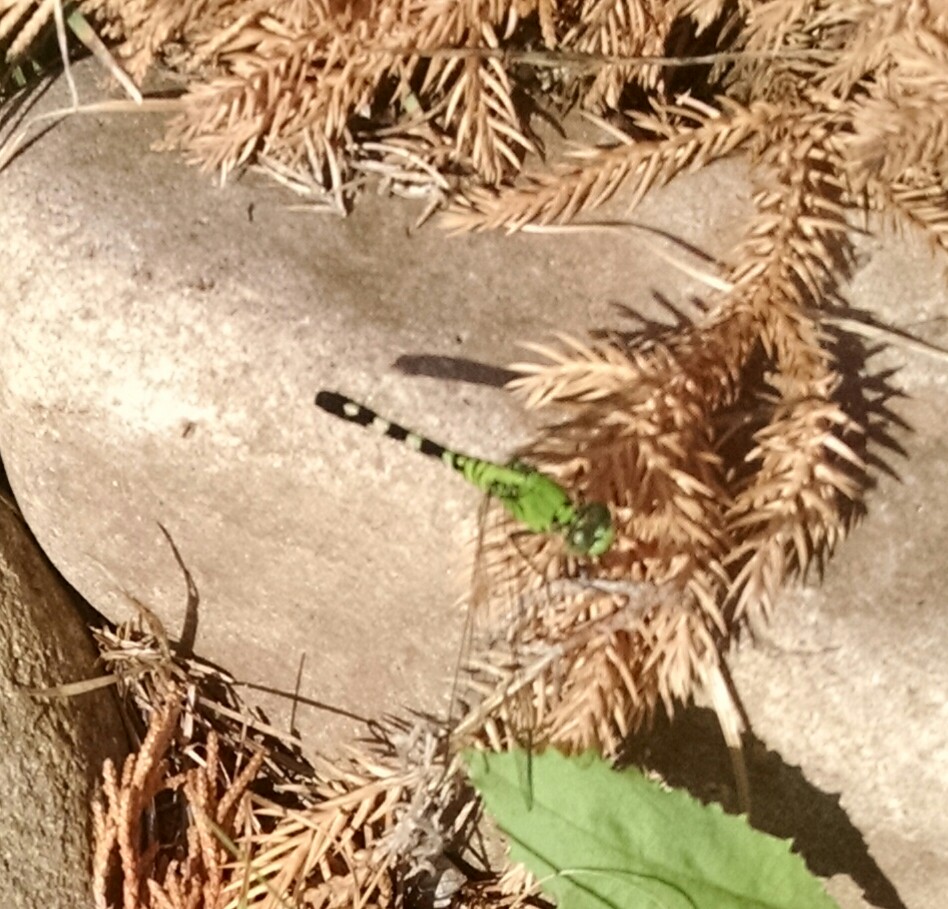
0,63,750,750
0,496,126,907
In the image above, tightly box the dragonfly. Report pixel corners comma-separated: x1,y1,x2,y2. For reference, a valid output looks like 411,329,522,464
314,391,614,557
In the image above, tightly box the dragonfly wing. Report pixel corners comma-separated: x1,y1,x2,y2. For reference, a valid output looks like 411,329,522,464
445,492,493,743
450,497,556,807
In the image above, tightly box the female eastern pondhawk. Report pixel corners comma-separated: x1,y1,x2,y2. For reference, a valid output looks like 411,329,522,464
314,390,614,557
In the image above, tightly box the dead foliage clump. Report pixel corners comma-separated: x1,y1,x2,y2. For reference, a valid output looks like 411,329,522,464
92,701,265,909
444,0,947,757
90,619,538,909
0,0,945,228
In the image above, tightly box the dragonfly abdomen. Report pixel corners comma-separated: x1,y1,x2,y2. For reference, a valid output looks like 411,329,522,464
315,391,450,461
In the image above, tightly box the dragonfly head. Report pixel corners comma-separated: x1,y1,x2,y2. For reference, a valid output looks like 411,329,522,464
565,502,614,557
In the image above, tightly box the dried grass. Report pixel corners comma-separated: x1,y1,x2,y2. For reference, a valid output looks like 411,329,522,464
90,620,537,909
1,0,945,228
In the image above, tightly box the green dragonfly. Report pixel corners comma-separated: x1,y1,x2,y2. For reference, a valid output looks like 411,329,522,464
314,391,614,557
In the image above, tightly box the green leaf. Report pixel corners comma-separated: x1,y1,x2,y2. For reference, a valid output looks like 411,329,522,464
465,749,839,909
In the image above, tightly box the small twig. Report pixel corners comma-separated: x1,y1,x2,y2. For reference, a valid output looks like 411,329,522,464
513,575,665,612
195,696,306,751
453,591,667,741
821,312,948,361
381,44,839,72
25,673,122,698
357,140,452,190
0,97,180,175
522,221,735,292
52,0,77,108
66,9,143,104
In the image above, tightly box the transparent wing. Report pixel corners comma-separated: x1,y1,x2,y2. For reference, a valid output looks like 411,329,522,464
451,485,665,762
436,491,544,903
449,492,553,785
444,492,493,743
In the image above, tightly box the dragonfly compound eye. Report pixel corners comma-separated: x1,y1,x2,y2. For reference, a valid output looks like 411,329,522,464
567,502,615,556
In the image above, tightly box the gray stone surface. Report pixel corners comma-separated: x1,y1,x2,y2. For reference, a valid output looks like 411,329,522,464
0,64,751,751
0,498,127,908
0,62,945,908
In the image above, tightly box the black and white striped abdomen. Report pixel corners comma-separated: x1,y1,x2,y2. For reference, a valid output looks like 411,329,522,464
315,391,448,460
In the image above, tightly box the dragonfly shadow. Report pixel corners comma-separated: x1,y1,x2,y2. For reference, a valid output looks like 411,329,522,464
393,354,517,388
620,705,907,909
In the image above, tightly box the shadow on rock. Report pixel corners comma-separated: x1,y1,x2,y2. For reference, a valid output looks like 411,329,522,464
394,354,517,388
622,705,906,909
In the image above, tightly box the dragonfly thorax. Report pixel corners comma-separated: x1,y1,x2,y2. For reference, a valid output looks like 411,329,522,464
501,470,614,558
499,469,576,534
